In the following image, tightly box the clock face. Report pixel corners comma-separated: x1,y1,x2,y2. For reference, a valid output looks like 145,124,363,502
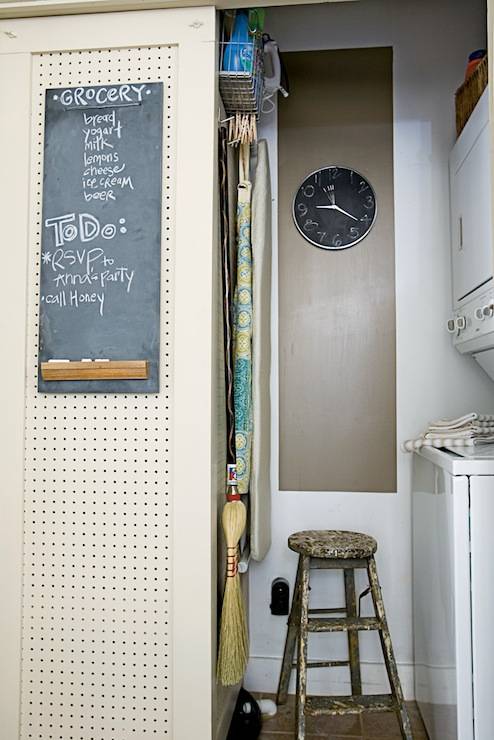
292,166,377,250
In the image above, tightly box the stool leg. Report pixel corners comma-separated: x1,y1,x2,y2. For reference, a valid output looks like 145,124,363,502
344,568,362,695
296,555,310,740
277,556,303,705
367,556,413,740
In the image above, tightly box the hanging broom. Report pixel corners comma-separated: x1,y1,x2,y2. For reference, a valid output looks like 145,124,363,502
217,486,248,685
217,130,250,686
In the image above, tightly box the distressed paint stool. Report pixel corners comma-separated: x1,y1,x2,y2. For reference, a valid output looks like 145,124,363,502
276,530,413,740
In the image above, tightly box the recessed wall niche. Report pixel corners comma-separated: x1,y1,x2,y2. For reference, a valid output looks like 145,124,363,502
278,47,396,492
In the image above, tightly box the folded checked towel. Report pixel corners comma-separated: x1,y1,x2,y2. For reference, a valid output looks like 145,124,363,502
402,436,494,452
402,413,494,452
424,428,494,439
428,413,494,429
427,423,494,433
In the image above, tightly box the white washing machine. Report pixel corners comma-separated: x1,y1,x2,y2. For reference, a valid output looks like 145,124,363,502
413,446,494,740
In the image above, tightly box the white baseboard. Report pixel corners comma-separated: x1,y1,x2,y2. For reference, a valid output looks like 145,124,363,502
244,655,415,701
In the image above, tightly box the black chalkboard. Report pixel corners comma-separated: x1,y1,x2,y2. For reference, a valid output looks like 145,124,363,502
38,82,163,393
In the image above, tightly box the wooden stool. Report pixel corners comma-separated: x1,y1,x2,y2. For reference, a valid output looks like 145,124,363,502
277,530,413,740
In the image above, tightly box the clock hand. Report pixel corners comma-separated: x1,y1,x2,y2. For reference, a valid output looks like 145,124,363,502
315,204,358,221
332,204,358,221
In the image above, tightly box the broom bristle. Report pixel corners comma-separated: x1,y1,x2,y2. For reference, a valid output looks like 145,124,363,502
222,499,247,546
217,574,249,686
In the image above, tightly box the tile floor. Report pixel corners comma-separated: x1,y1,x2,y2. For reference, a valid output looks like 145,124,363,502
255,694,429,739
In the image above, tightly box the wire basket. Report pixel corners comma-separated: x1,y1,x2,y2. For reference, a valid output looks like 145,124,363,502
455,55,488,137
219,35,264,118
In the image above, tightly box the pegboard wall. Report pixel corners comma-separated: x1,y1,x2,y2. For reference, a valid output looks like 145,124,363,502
21,46,176,740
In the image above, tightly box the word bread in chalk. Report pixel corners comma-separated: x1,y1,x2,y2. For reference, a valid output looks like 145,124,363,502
56,84,149,108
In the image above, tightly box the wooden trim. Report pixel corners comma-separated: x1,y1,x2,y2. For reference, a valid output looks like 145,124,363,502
40,359,149,380
0,50,31,740
0,0,355,21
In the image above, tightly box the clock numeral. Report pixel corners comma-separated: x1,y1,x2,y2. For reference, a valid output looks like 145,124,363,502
350,171,354,184
316,231,327,242
302,184,315,198
349,226,361,240
360,214,371,227
297,202,308,217
332,233,343,247
329,167,340,180
303,219,319,232
363,194,374,210
358,180,369,193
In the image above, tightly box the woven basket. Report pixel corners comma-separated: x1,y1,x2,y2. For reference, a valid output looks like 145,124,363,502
455,55,488,136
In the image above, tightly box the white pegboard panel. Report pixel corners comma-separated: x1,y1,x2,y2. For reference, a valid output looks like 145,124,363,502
21,46,175,740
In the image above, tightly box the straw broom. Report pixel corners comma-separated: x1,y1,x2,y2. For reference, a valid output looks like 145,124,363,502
217,130,250,686
217,489,249,685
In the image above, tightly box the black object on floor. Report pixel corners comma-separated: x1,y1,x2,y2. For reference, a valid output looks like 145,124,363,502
227,688,262,740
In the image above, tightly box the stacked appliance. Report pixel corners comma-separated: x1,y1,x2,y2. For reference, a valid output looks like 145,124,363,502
414,86,494,740
448,88,494,377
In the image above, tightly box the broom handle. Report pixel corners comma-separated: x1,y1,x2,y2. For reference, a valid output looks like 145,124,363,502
219,127,237,467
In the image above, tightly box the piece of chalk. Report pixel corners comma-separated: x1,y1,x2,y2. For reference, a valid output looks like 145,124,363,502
81,358,93,362
48,359,70,362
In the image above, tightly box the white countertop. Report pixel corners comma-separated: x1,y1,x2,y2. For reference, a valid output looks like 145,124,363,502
416,445,494,475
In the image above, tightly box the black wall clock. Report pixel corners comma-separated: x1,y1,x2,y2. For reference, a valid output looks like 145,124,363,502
292,166,377,250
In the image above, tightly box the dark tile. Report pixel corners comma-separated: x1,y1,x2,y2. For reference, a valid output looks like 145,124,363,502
260,694,295,734
259,735,321,740
406,701,428,737
308,712,362,737
361,702,428,738
258,694,361,737
407,704,428,731
255,694,428,739
360,709,401,737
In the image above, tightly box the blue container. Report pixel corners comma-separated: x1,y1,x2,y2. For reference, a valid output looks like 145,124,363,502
222,11,253,73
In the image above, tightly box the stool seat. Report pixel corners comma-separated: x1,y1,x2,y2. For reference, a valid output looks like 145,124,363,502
288,530,377,560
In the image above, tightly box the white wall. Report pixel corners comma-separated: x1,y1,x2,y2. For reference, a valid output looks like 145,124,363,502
246,0,492,700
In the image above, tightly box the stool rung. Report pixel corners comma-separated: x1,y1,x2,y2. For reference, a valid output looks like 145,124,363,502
305,693,397,716
291,660,350,670
307,616,381,633
308,607,346,615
